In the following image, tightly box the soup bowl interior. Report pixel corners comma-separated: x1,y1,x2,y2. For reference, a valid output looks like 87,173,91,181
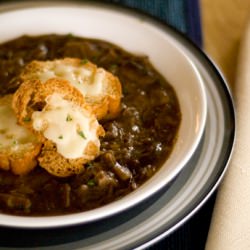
0,3,207,228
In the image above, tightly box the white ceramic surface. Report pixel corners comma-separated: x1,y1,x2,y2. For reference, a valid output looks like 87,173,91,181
0,2,207,228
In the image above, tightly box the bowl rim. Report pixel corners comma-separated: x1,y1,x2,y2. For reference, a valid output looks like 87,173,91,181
0,0,207,228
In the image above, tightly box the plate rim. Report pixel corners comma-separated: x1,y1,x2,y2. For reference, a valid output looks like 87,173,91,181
0,0,209,228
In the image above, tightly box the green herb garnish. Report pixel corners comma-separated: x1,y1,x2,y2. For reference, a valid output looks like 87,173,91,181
77,130,86,139
109,64,118,74
85,162,93,168
23,117,31,122
87,179,96,187
109,64,118,70
92,56,98,63
58,135,63,139
81,58,89,65
66,114,73,122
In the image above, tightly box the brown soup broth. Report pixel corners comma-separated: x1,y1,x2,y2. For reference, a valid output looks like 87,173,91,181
0,35,181,215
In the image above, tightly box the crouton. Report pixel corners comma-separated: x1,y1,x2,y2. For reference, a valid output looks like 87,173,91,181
18,58,122,120
0,95,41,175
38,139,100,177
12,78,86,130
12,80,105,177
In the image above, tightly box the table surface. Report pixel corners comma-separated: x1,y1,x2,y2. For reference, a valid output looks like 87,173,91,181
201,0,250,90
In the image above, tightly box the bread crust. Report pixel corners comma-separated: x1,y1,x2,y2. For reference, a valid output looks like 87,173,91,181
17,58,122,120
12,78,86,130
12,79,105,177
0,95,41,175
0,143,41,175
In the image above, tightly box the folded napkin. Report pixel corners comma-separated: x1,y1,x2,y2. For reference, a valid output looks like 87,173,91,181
205,21,250,250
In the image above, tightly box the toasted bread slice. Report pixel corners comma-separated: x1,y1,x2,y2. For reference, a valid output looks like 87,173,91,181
38,138,100,177
12,78,86,130
12,80,105,177
0,95,41,175
18,58,122,120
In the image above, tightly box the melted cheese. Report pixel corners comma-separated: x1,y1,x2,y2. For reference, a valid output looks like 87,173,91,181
0,96,36,151
38,63,105,97
32,93,100,159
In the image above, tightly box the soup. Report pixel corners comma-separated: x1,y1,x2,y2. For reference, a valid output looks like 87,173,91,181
0,34,181,215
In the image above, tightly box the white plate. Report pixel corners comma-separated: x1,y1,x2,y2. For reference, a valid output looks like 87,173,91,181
0,1,207,228
0,2,234,249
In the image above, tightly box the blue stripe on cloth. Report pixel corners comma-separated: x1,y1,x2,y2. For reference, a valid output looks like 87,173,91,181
186,0,203,47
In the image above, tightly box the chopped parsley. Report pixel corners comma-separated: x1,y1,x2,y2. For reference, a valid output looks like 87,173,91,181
110,64,117,68
109,64,118,73
87,179,96,187
77,130,86,139
92,56,98,63
66,114,73,122
85,162,93,168
80,58,89,65
23,117,31,122
58,135,63,139
12,140,17,145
